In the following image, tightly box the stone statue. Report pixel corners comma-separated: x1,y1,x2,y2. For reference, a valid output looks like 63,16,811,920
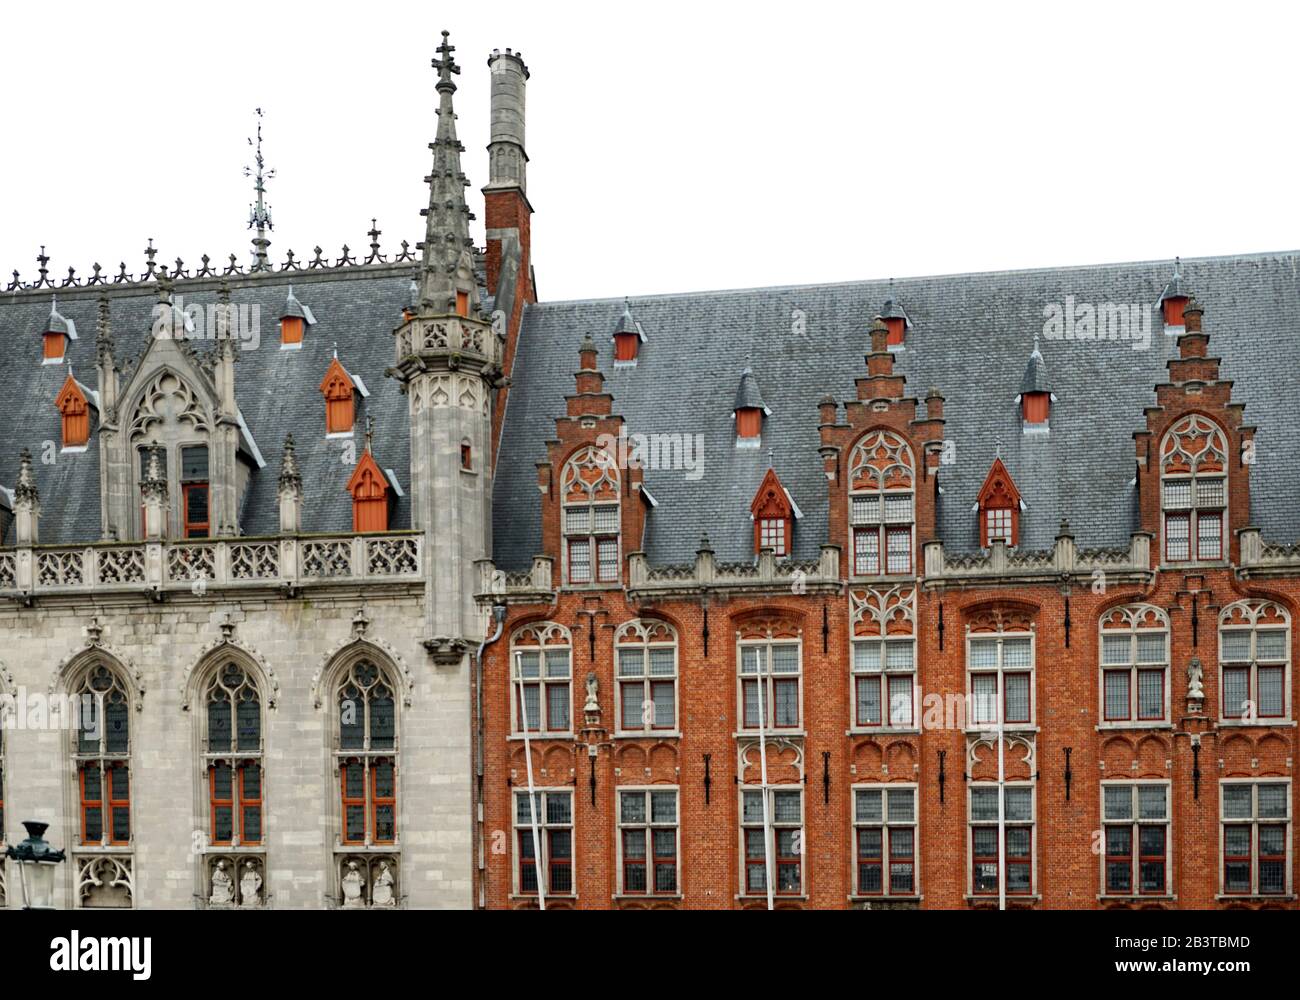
373,861,395,907
240,861,263,908
209,860,233,906
342,861,365,908
1187,657,1205,701
584,671,599,713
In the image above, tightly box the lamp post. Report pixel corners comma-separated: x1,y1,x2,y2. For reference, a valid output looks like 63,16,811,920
5,820,66,909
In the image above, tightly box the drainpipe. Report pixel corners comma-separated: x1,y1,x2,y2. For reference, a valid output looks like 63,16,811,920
475,603,507,909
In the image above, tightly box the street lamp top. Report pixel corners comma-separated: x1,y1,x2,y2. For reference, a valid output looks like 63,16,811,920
4,820,66,864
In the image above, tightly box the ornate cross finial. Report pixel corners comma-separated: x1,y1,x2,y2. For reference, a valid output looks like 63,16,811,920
365,219,385,264
36,246,50,287
244,108,276,271
433,29,460,89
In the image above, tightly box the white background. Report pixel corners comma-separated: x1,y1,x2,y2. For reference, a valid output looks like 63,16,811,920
0,0,1295,302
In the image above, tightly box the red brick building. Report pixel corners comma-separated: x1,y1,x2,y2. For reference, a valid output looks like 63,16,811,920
478,268,1300,909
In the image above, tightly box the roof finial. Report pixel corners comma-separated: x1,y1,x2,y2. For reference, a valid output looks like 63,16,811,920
416,31,477,315
15,447,38,505
364,415,375,454
244,108,276,272
279,433,302,493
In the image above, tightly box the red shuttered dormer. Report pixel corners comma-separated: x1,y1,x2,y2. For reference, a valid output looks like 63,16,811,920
347,448,389,532
56,373,90,448
320,357,357,435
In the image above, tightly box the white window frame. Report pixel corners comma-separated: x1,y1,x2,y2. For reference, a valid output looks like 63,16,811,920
1159,415,1228,565
615,786,680,897
852,783,919,898
736,639,804,734
965,629,1036,731
509,625,574,738
1219,779,1292,898
513,787,576,898
850,635,917,732
1100,780,1172,898
1098,607,1171,727
739,786,804,898
614,621,679,736
968,782,1037,898
1219,603,1291,724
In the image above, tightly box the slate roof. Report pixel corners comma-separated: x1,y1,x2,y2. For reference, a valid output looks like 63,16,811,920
0,267,416,543
6,251,1300,566
494,250,1300,569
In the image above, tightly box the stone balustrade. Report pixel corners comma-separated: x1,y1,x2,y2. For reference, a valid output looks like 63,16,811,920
0,531,422,599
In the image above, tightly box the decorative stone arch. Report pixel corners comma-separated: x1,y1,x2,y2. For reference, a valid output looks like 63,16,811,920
847,427,915,492
49,626,144,710
182,627,279,713
313,635,414,710
959,598,1038,634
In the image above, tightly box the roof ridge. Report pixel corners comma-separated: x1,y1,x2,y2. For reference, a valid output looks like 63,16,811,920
528,248,1300,308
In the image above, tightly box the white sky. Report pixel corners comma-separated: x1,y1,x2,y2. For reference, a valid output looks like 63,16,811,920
1,1,1295,302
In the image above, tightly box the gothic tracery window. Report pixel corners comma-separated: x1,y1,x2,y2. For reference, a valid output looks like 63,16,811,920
1160,414,1227,563
203,662,264,847
1099,604,1170,725
561,446,621,585
73,664,132,848
848,430,915,576
335,659,398,847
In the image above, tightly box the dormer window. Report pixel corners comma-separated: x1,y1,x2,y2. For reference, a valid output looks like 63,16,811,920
181,446,210,538
320,356,369,436
1160,414,1227,563
612,300,644,366
56,374,91,449
280,286,316,348
561,446,621,585
880,288,910,350
41,297,76,363
750,467,794,557
347,447,390,532
1159,259,1189,333
733,368,768,448
1018,336,1051,431
1022,392,1050,425
977,457,1021,548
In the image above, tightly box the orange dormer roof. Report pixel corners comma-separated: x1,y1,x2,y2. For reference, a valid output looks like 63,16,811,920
55,372,88,414
750,467,792,520
346,448,388,500
977,456,1020,510
320,356,355,399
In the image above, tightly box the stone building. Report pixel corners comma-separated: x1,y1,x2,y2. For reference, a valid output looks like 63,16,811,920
3,31,1300,910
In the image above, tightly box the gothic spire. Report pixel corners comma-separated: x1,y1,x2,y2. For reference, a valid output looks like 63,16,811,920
417,30,478,314
245,108,276,272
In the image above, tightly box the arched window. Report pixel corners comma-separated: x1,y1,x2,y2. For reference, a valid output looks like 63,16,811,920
73,664,132,848
848,430,915,577
561,447,620,586
1219,600,1291,722
614,620,678,734
1099,604,1170,725
334,659,398,847
1160,414,1227,563
510,623,573,736
203,662,264,847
